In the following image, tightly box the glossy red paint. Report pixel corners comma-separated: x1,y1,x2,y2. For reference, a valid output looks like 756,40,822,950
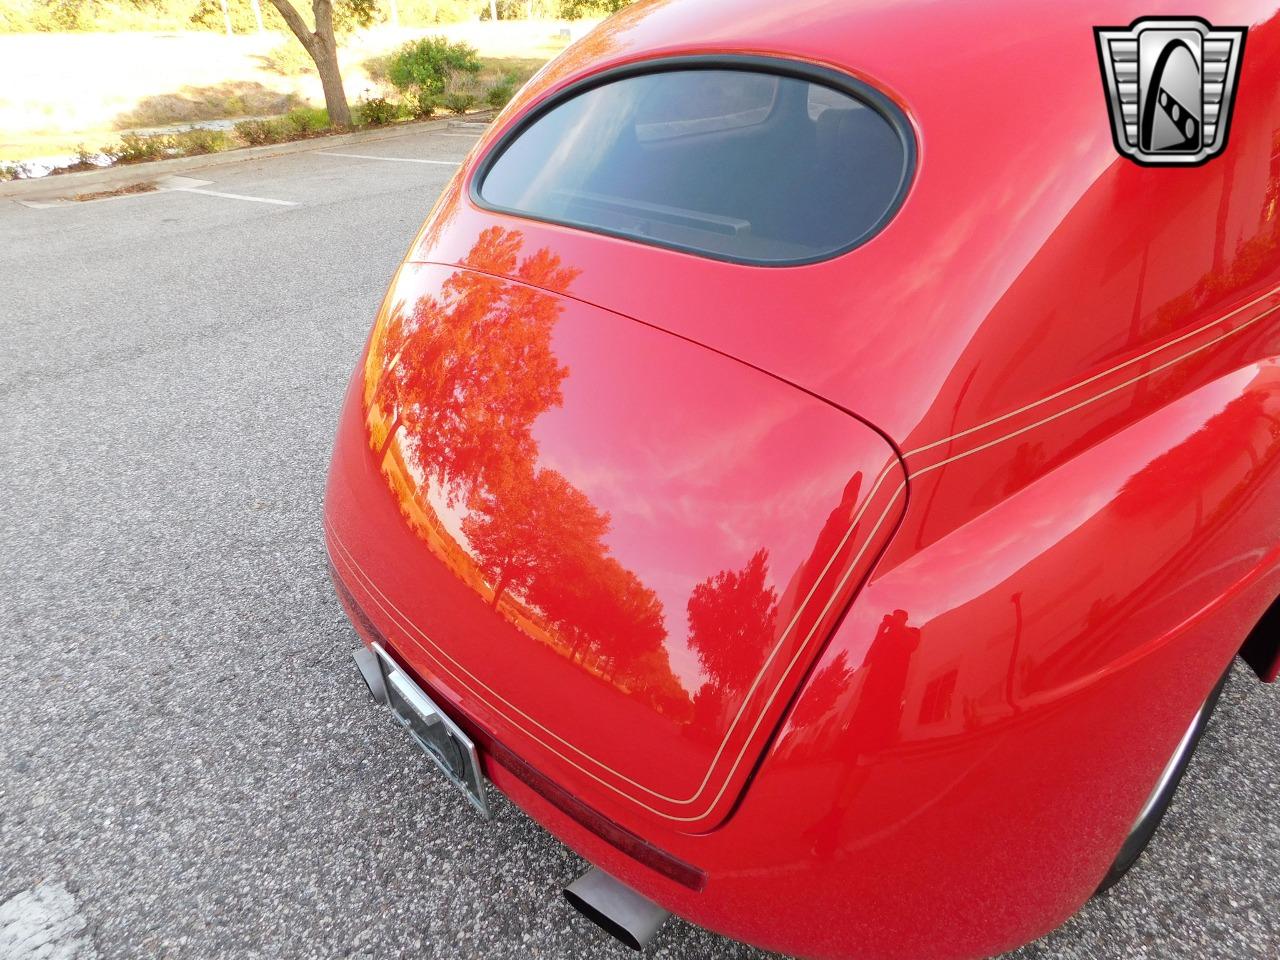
326,256,908,833
325,1,1280,957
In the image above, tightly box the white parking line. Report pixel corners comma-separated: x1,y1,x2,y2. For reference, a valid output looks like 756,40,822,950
0,883,95,960
156,176,294,205
317,152,461,165
169,186,296,206
436,132,485,138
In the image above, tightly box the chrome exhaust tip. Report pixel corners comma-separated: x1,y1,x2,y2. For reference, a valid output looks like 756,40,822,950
564,867,670,951
352,646,388,706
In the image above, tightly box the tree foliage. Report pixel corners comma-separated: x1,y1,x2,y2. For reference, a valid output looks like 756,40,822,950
684,548,780,734
687,548,779,693
364,226,691,717
557,0,629,19
370,227,574,502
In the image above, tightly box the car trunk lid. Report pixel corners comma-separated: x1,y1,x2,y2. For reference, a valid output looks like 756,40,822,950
325,260,907,832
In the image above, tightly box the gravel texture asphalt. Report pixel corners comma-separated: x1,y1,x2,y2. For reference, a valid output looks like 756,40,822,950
1,125,1277,960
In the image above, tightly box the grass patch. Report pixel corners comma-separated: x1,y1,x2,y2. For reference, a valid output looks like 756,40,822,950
473,57,541,111
478,56,544,88
283,105,330,133
476,59,538,110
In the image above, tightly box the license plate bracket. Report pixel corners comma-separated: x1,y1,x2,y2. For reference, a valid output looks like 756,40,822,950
372,644,490,818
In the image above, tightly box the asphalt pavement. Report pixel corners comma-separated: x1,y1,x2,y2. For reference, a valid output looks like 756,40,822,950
1,124,1277,960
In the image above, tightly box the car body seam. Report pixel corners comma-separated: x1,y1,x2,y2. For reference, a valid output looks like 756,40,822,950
328,287,1280,823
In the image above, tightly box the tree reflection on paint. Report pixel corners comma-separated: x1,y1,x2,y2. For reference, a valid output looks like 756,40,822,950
367,227,575,506
363,227,691,718
363,225,885,732
686,549,780,735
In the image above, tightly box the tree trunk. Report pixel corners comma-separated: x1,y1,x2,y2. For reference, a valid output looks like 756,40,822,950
490,572,510,608
376,408,402,463
489,0,498,20
266,0,353,128
219,0,233,36
310,0,352,128
313,39,352,128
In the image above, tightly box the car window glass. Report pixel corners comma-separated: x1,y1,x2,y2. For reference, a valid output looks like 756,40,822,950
478,67,910,264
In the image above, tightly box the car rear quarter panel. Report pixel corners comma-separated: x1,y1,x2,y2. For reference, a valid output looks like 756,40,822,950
454,349,1280,960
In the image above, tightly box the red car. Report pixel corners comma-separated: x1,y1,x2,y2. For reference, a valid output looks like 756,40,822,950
324,1,1280,957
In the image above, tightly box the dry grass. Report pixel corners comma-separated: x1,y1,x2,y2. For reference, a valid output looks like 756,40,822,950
114,81,301,129
72,181,158,201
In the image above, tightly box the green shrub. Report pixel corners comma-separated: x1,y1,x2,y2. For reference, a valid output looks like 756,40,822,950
0,162,26,181
439,92,477,116
408,90,437,119
356,96,400,127
169,128,232,155
234,118,290,146
284,106,330,134
58,144,103,172
485,81,516,110
105,132,172,164
387,37,482,98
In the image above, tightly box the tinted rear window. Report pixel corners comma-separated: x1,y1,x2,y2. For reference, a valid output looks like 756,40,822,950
475,65,912,265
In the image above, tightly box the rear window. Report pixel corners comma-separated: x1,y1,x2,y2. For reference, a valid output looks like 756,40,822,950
474,62,913,265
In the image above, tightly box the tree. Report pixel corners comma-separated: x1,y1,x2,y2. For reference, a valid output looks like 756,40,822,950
362,226,687,712
366,228,576,503
463,465,611,611
685,549,780,735
266,0,375,128
687,548,779,693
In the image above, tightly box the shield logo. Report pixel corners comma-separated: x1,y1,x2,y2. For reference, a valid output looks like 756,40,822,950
1095,17,1246,166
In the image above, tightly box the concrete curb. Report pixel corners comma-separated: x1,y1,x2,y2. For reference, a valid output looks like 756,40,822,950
0,114,492,202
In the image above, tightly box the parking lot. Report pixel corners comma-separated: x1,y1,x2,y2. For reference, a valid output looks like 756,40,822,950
2,122,1278,959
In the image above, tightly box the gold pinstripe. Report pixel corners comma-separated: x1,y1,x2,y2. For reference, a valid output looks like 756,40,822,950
331,282,1280,822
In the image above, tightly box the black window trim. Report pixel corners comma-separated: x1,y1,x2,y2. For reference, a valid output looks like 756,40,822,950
468,54,919,268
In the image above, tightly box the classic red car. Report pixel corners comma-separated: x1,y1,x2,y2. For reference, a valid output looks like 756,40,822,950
324,1,1280,956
